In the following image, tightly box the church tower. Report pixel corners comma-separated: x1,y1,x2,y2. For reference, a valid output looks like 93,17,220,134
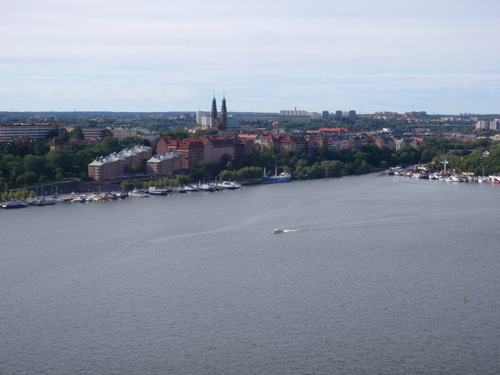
211,95,218,129
220,95,228,131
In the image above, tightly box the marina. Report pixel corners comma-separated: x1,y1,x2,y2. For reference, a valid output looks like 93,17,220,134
385,165,500,183
2,167,499,210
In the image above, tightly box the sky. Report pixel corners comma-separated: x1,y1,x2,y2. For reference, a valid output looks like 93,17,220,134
1,0,499,114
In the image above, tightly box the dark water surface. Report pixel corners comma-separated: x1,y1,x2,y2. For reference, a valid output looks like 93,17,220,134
1,174,499,374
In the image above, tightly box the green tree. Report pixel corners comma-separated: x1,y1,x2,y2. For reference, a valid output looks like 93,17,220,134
46,150,75,175
121,181,135,191
23,155,46,175
321,160,344,177
69,126,85,140
35,141,50,156
176,175,190,185
219,169,235,181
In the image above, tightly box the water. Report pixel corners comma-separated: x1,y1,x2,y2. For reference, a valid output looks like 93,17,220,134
1,174,499,374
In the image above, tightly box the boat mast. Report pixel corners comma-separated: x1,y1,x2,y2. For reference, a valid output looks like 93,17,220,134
441,160,448,174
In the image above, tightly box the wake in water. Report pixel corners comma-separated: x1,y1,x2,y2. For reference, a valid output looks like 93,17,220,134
273,228,304,234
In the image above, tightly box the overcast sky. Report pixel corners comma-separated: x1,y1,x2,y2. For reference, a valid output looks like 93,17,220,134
1,0,499,114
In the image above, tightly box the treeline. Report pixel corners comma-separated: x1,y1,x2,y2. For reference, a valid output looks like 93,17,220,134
212,144,394,181
241,117,476,134
214,138,500,182
1,135,499,194
0,135,150,192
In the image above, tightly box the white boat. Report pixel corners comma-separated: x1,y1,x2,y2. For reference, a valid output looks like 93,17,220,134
219,181,242,190
70,195,87,203
198,182,216,192
148,186,170,195
445,175,462,182
112,191,129,199
185,185,199,192
273,228,284,234
129,189,150,198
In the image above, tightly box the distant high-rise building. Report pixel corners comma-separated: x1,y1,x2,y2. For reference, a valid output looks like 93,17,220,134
489,119,500,130
335,110,342,120
349,110,356,121
475,121,488,130
196,111,206,125
322,111,329,120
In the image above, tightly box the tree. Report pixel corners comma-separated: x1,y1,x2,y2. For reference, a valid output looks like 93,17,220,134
219,153,232,169
121,181,135,191
23,155,46,175
321,160,344,177
35,141,49,156
69,127,84,141
219,169,235,181
165,128,190,140
46,150,75,176
176,175,190,185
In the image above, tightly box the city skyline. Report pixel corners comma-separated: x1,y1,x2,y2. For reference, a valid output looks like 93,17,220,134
2,0,499,114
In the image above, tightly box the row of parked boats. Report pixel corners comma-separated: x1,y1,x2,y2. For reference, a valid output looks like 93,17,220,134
385,166,500,183
72,180,243,202
1,180,244,209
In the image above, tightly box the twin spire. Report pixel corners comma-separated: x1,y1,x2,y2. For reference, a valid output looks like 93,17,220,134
211,93,227,131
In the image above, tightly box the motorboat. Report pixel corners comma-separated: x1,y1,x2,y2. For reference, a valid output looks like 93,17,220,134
198,183,216,192
185,185,199,192
129,189,150,198
172,186,187,193
70,195,87,203
112,191,129,199
148,186,170,195
273,228,284,234
219,181,242,190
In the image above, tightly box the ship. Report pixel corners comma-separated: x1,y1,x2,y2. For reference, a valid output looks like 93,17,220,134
262,167,291,184
2,201,29,209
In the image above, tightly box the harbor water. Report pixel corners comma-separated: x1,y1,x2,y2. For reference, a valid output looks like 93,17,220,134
1,174,499,374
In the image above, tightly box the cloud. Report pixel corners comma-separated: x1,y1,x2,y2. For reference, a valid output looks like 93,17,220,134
2,0,499,112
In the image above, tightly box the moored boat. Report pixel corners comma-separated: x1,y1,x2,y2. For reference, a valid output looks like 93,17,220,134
148,186,170,195
198,182,216,192
185,185,199,192
262,167,291,184
31,198,56,206
70,195,87,203
2,201,29,209
172,186,187,193
218,181,242,190
112,191,129,199
129,189,150,198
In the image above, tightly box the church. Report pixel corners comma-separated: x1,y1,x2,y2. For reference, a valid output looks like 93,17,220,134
210,95,228,131
196,95,239,131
